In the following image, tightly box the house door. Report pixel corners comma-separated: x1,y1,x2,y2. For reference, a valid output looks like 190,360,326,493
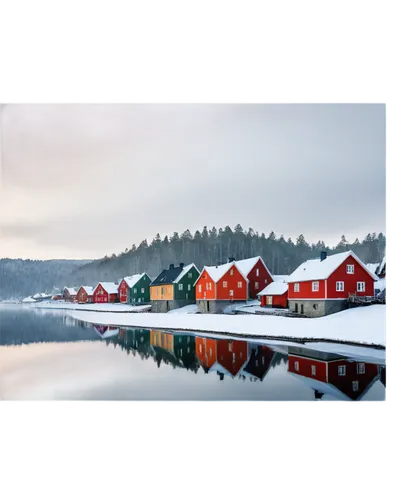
206,301,210,312
267,296,273,306
294,303,298,313
300,304,304,314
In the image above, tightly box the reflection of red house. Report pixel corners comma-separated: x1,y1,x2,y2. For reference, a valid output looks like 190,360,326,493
76,286,94,303
287,347,379,400
195,337,217,372
216,339,249,377
93,282,119,303
241,343,275,381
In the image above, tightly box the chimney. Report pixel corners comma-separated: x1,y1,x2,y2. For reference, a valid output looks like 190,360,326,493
320,251,327,261
179,262,184,269
228,256,236,263
169,264,174,270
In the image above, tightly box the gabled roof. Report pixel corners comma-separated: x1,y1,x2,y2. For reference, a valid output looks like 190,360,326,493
121,273,147,288
94,282,119,294
257,281,288,296
272,274,289,282
63,287,77,295
79,285,94,295
173,264,199,283
199,261,248,284
377,256,386,275
151,264,198,286
365,263,379,275
287,250,378,283
234,256,272,278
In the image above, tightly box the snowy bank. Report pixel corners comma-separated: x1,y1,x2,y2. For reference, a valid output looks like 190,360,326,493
69,304,386,348
167,304,199,314
31,302,151,313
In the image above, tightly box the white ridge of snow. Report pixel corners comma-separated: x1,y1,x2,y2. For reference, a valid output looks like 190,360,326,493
272,275,289,282
22,296,37,303
122,274,146,288
167,304,199,314
201,262,248,284
173,264,200,283
377,256,386,275
64,287,77,295
95,282,119,294
258,281,288,296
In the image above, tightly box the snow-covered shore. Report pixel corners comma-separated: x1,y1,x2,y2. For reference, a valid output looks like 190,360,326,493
69,304,386,348
31,302,151,313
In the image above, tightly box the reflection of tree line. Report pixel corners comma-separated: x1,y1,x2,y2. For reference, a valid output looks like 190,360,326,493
102,328,286,382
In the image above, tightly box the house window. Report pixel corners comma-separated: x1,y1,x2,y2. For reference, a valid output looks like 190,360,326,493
229,269,234,276
232,353,236,363
188,284,191,291
209,283,212,290
179,284,183,290
223,281,228,288
134,288,137,294
336,281,344,292
255,282,259,290
199,344,202,353
188,273,192,278
352,380,359,392
228,342,233,352
338,365,346,376
256,269,260,277
346,264,355,274
312,281,319,292
141,288,144,293
357,282,365,292
294,361,299,371
357,363,365,374
265,279,268,284
238,281,242,288
294,283,300,292
187,347,190,353
210,348,212,356
311,365,316,376
229,290,234,297
198,285,202,293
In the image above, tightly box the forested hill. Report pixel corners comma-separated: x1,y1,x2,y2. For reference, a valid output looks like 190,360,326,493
72,226,386,286
0,226,385,299
0,259,91,300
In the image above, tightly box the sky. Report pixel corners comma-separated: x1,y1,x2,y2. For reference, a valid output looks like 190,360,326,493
0,104,385,260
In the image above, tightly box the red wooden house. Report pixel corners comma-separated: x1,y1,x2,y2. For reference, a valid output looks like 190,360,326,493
63,287,77,302
195,261,248,313
93,282,119,303
287,250,377,317
234,256,274,299
195,336,217,373
258,281,288,308
287,347,379,401
76,286,94,303
216,338,249,378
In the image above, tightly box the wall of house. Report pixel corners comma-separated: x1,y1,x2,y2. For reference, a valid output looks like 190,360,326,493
260,293,288,308
288,298,347,317
174,266,200,301
196,299,242,314
288,279,325,300
216,265,248,301
76,288,89,303
247,259,273,298
327,255,375,298
130,275,151,304
151,298,192,313
150,330,174,353
150,284,174,301
93,285,108,303
118,280,129,303
196,270,217,300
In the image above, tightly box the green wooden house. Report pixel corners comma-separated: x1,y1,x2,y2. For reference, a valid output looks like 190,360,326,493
150,263,200,312
118,273,151,305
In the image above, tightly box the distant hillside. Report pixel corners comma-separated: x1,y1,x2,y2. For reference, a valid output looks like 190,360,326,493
0,259,91,300
71,226,386,289
0,226,385,300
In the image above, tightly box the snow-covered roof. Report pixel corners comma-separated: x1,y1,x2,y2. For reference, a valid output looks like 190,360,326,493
22,296,37,303
374,278,386,292
200,261,248,284
378,256,386,275
173,264,200,283
122,273,146,288
366,263,379,275
234,256,272,278
272,275,289,282
208,361,234,377
79,286,94,295
257,281,288,296
95,282,119,294
287,251,378,283
64,287,77,295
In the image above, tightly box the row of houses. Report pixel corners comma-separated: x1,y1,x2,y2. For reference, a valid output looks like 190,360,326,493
62,250,385,317
101,327,383,400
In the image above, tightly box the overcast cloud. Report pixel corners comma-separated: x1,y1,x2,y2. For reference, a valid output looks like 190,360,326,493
0,104,385,260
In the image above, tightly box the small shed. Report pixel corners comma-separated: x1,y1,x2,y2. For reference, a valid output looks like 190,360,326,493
258,281,288,308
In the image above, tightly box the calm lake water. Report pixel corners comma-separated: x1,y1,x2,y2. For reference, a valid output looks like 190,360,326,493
0,305,385,401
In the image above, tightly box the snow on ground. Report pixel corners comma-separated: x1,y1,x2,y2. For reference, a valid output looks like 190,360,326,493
31,302,151,313
68,304,386,347
167,304,199,314
22,296,37,303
